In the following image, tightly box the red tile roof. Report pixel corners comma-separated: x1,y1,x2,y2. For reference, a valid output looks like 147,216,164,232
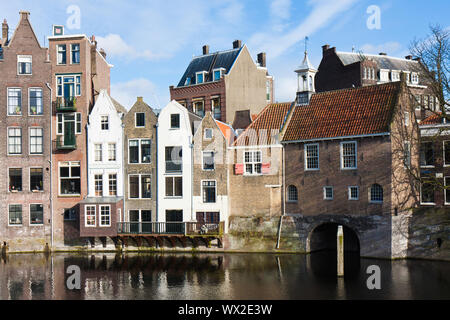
233,102,293,146
282,82,400,142
214,119,236,145
420,113,443,125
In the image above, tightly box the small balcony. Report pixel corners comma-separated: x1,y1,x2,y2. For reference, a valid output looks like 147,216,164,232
55,135,77,150
55,97,77,112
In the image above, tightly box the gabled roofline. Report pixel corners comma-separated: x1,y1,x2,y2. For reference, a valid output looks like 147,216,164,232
7,12,44,49
282,132,390,144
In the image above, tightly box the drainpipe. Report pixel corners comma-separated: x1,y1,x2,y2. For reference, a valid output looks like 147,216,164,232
155,122,159,222
190,142,194,222
276,145,286,249
46,83,54,250
122,122,125,224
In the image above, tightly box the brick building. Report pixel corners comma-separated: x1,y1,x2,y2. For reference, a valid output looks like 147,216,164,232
169,40,273,125
315,44,436,119
122,97,158,232
0,12,52,252
48,27,112,249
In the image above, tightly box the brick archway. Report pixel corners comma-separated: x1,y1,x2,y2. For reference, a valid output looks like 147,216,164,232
306,222,360,254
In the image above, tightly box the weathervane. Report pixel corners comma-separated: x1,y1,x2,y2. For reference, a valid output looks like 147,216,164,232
304,36,309,54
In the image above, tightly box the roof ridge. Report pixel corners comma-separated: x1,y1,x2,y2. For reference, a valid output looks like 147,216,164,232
192,47,241,60
337,51,419,63
313,81,400,97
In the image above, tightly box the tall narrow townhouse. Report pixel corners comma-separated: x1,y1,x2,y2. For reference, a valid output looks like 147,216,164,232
78,90,126,245
0,12,52,252
192,112,236,233
157,101,201,228
122,97,158,233
48,27,112,249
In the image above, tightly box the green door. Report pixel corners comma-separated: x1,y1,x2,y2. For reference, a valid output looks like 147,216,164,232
64,121,75,147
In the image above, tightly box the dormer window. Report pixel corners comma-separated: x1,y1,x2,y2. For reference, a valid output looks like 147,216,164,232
391,71,400,82
411,72,419,84
213,68,225,81
196,71,207,84
185,77,191,86
17,55,32,75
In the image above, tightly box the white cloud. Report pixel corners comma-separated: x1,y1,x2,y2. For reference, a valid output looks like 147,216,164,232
96,34,169,61
360,42,404,56
271,0,292,20
249,0,359,59
111,78,164,110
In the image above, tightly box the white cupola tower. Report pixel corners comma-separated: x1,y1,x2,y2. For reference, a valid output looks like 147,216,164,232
295,42,317,105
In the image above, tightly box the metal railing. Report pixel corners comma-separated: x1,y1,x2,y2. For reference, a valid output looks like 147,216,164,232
55,97,77,111
117,221,224,236
54,135,77,150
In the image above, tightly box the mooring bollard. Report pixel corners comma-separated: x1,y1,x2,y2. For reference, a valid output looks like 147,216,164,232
337,225,344,277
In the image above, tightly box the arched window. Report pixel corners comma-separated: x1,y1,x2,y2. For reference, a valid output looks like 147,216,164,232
287,185,298,202
370,184,383,203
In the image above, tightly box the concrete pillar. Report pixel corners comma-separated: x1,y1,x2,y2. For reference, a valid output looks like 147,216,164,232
337,225,344,277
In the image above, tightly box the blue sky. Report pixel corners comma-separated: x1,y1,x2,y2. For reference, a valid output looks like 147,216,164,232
1,0,449,109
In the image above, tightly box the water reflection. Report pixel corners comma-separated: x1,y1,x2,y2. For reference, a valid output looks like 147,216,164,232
0,252,448,300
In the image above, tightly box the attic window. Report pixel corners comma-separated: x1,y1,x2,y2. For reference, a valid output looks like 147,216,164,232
17,55,32,75
196,71,207,84
213,68,225,81
411,73,419,84
185,77,191,86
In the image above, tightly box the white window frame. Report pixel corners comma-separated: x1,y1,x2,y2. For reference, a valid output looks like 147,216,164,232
108,143,117,162
348,186,359,200
94,174,103,197
204,128,213,140
128,174,152,199
28,87,43,116
58,161,81,196
17,55,32,75
57,44,67,65
411,72,419,84
170,114,180,129
202,151,215,171
7,87,22,116
56,112,82,135
212,68,225,81
101,115,109,131
244,150,262,176
29,167,44,192
128,139,152,164
29,203,44,226
323,186,334,200
304,143,319,171
99,205,111,227
8,167,23,193
420,183,436,206
85,205,96,227
135,112,146,128
193,99,205,117
341,141,357,170
7,127,22,155
56,74,81,97
420,141,435,168
29,127,44,155
70,43,80,65
196,71,207,84
108,173,118,196
8,204,23,227
94,144,103,162
165,176,183,198
201,180,217,204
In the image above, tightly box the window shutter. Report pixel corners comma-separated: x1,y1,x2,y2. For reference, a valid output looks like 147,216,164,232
262,163,271,174
234,163,244,175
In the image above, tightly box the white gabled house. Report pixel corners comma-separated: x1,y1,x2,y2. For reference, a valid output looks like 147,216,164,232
157,100,201,225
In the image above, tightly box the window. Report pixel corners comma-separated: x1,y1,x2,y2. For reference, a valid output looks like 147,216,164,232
244,151,262,175
108,174,117,196
101,116,109,130
391,71,400,81
196,212,220,224
17,55,32,74
193,100,205,117
166,146,182,172
71,44,80,64
8,128,22,154
445,177,450,205
348,186,359,200
213,68,224,81
185,77,191,86
128,139,151,164
85,205,96,227
30,204,43,225
324,186,333,200
29,88,43,115
196,71,206,84
64,208,77,221
129,174,151,199
171,114,180,129
166,176,183,197
8,88,22,115
305,144,319,170
211,97,221,120
105,143,115,162
267,80,271,101
203,151,215,170
370,184,383,203
404,141,411,169
421,182,435,204
135,113,145,127
341,142,357,169
202,181,216,203
30,128,43,155
59,161,81,195
57,44,67,64
94,144,103,162
56,75,81,97
420,141,434,167
94,174,103,197
56,113,82,136
287,185,298,202
204,128,213,140
411,72,419,84
444,141,450,166
30,168,43,191
404,112,410,127
9,168,22,192
9,204,22,225
100,205,111,227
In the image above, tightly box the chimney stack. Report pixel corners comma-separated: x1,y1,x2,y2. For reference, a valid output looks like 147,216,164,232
379,52,387,56
405,55,412,60
202,45,209,55
99,48,107,59
322,44,330,53
257,52,266,68
233,40,242,49
413,57,421,63
2,19,8,44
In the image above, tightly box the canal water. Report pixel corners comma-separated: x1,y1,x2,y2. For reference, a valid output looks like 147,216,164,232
0,252,449,300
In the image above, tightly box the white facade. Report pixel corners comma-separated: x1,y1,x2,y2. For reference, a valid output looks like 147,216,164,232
87,90,125,198
157,100,200,222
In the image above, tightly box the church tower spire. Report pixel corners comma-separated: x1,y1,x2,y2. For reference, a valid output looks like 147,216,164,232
295,37,317,105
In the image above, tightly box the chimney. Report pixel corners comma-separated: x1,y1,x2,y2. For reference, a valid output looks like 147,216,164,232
405,55,412,60
202,45,209,55
257,52,266,68
379,52,387,56
413,57,421,63
137,97,143,102
322,44,330,54
233,40,242,49
99,48,107,59
2,19,8,43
